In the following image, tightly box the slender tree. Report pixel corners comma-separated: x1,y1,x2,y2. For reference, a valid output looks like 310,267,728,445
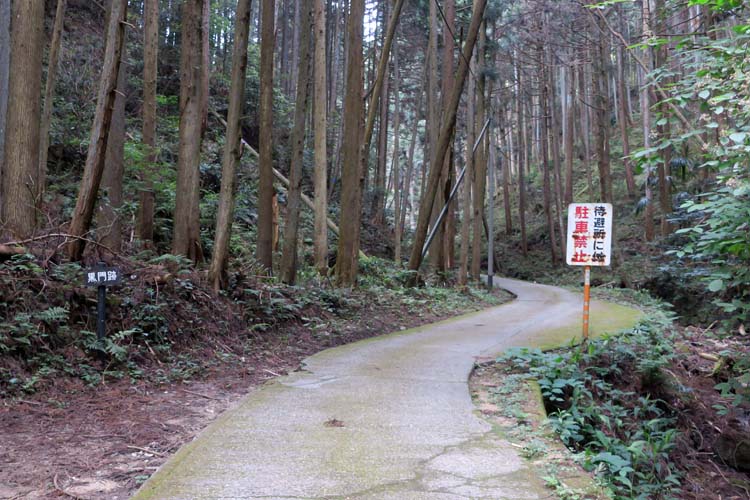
67,0,127,259
313,0,328,275
2,0,45,239
38,0,67,201
138,0,159,243
208,0,252,291
335,0,365,287
256,0,276,271
0,0,12,213
97,53,127,252
280,0,313,284
172,0,206,261
391,44,402,264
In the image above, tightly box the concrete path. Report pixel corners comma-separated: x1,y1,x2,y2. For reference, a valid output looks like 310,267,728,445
132,278,640,500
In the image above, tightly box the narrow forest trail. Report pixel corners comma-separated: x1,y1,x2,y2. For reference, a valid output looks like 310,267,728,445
132,279,640,500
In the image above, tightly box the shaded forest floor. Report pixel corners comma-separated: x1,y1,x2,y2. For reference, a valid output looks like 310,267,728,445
0,250,510,499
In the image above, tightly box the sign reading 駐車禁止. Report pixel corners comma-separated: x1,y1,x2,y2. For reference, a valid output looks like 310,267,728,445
566,203,613,267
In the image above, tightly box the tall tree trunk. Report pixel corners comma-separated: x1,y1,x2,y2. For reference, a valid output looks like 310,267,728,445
335,0,364,287
372,0,389,227
256,0,276,271
564,64,575,206
458,56,476,287
208,0,252,291
408,0,487,274
97,52,127,252
515,55,528,255
2,0,45,239
67,0,127,259
201,0,211,135
500,107,512,236
440,0,456,271
617,4,636,199
391,44,402,265
593,16,613,204
642,0,656,242
539,35,558,266
654,0,672,235
138,0,158,243
401,65,424,241
171,0,205,262
280,0,312,284
313,0,328,275
38,0,67,202
471,23,487,281
548,48,566,257
578,63,595,201
0,0,13,214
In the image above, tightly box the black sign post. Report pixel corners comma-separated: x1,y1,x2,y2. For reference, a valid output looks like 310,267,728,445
84,264,122,347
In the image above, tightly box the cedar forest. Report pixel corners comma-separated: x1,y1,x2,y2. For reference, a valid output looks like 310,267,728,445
1,0,750,498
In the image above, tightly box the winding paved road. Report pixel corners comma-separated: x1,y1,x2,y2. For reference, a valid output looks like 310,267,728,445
132,278,640,500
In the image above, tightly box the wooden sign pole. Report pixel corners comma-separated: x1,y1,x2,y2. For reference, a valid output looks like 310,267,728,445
583,265,591,340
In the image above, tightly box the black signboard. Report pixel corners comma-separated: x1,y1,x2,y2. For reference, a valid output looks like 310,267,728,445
84,266,122,287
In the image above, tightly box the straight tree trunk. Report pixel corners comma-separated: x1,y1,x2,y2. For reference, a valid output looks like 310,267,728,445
372,0,389,226
564,64,575,206
0,0,13,217
548,49,566,257
208,0,252,291
401,65,425,240
578,63,595,201
256,0,276,271
654,0,672,235
617,4,635,198
539,36,558,266
471,23,487,281
171,0,205,262
3,0,45,239
280,0,312,285
515,56,528,255
592,17,613,204
38,0,67,202
138,0,158,243
201,0,211,135
67,0,127,259
440,0,456,271
458,57,476,287
335,0,365,287
313,0,328,275
391,45,403,264
641,0,656,242
500,108,512,236
97,52,127,252
408,0,487,274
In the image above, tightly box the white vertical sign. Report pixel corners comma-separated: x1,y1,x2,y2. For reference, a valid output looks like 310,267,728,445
566,203,613,266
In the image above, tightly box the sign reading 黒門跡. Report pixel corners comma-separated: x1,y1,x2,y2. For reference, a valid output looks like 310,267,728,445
84,265,122,287
566,203,613,266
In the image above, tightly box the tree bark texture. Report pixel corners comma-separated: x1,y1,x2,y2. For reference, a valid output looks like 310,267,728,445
208,0,252,291
97,52,127,252
256,0,276,271
313,0,328,275
0,0,9,210
66,0,127,260
335,0,365,287
138,0,159,243
280,0,312,285
38,0,67,202
2,0,45,239
171,0,205,262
